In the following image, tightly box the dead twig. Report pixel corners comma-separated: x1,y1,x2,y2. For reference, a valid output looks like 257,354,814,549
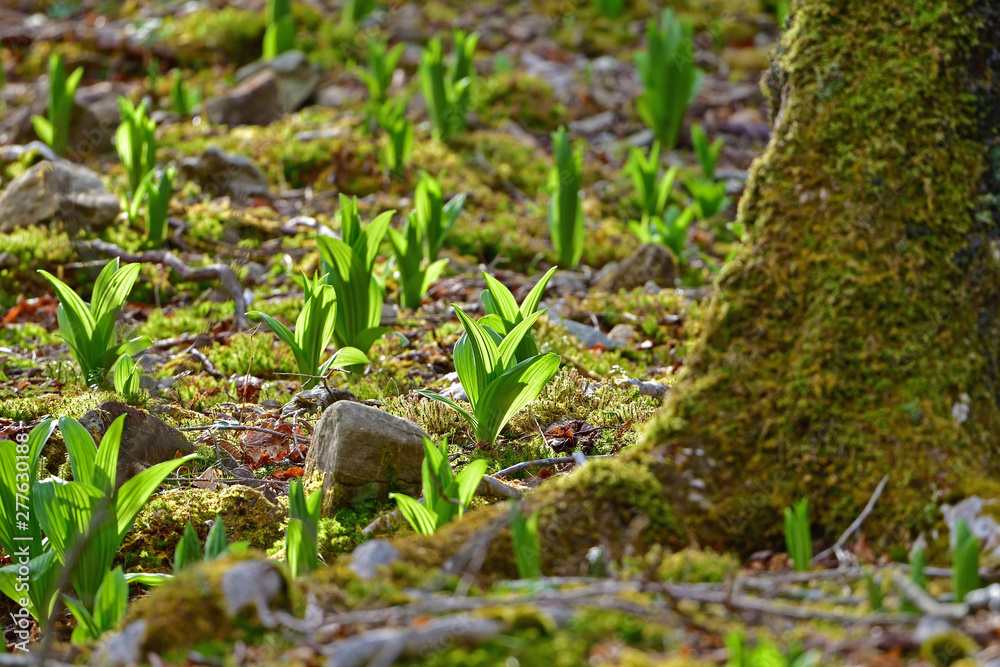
811,474,889,565
77,239,248,329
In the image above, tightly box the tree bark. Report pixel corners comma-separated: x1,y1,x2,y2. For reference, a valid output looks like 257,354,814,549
398,0,1000,576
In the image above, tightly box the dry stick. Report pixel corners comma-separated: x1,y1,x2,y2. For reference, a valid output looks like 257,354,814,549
889,571,967,620
811,474,889,565
492,454,615,479
176,424,297,440
78,239,248,329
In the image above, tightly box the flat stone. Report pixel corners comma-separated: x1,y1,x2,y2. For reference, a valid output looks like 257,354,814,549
349,539,401,581
205,69,281,127
596,243,677,293
179,146,271,200
235,50,326,113
548,313,623,350
78,401,194,487
304,401,428,508
0,159,119,232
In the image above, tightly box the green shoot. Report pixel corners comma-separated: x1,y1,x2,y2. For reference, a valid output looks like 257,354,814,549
316,197,393,358
592,0,625,18
358,38,404,125
953,520,980,603
142,166,175,249
63,566,128,644
376,97,413,178
174,515,248,573
634,9,702,150
479,267,557,363
548,125,584,268
419,31,478,142
783,498,811,572
170,70,201,116
31,54,84,156
342,0,376,27
390,437,488,535
263,0,294,60
116,97,157,196
691,124,724,180
510,502,541,579
411,171,466,262
624,142,678,220
38,259,153,388
686,178,731,219
418,305,561,445
865,572,885,611
250,272,369,388
629,204,697,258
112,354,141,402
389,215,448,311
285,478,322,577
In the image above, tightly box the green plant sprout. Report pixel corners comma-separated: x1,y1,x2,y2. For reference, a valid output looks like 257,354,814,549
629,204,698,258
479,266,557,363
342,0,376,27
634,9,703,150
116,97,157,196
418,305,561,446
411,172,466,262
691,124,724,180
0,417,195,625
953,520,980,603
510,502,541,579
686,178,731,219
31,54,84,156
592,0,625,18
389,215,449,311
170,70,201,116
548,125,584,268
317,196,394,358
624,142,678,221
263,0,294,60
173,515,247,574
38,259,153,388
250,272,369,388
358,38,404,125
419,31,478,142
62,566,128,644
783,498,812,572
725,632,822,667
390,437,487,535
112,354,141,402
377,98,413,178
285,478,322,577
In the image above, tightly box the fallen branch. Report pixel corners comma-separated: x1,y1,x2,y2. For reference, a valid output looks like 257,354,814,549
492,454,615,479
811,474,889,565
77,239,248,329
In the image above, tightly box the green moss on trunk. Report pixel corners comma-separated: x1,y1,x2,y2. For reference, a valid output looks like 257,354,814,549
398,0,1000,574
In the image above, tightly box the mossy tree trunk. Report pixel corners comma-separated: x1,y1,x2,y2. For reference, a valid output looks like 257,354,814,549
399,0,1000,575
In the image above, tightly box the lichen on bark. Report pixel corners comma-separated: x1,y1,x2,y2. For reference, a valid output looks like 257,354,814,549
397,0,1000,573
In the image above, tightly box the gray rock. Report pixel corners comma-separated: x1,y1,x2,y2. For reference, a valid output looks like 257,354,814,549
315,84,358,109
304,401,428,508
623,378,669,399
548,313,623,350
596,244,676,292
438,371,468,401
205,69,281,127
0,160,119,232
569,111,615,137
179,146,271,200
280,385,358,418
607,323,637,347
91,619,147,666
79,402,194,488
221,559,287,627
235,50,326,114
349,539,401,581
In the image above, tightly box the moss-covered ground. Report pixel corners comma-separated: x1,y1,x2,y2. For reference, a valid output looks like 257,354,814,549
3,0,986,663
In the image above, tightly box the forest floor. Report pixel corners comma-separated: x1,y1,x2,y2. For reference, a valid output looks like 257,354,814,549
0,0,982,665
